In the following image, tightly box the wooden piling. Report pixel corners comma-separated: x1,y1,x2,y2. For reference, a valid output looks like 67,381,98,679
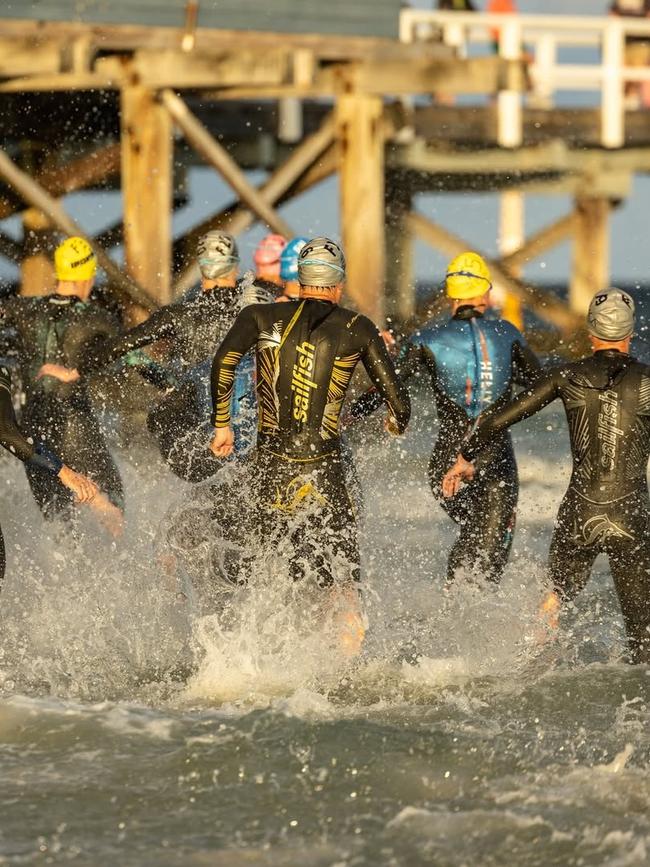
336,92,385,324
570,196,610,314
121,85,173,306
385,179,414,324
20,208,56,296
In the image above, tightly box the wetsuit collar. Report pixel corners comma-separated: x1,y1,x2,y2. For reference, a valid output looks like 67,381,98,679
594,349,633,360
49,294,83,305
453,305,484,321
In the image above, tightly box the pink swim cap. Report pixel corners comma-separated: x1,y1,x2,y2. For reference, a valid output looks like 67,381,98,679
254,234,287,268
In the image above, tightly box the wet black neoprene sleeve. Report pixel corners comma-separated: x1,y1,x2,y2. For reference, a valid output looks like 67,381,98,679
0,370,62,474
461,368,561,461
360,332,411,433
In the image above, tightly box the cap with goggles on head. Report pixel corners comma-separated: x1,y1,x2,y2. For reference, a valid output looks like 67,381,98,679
587,289,635,342
197,231,240,280
445,251,492,300
54,237,97,282
298,237,345,288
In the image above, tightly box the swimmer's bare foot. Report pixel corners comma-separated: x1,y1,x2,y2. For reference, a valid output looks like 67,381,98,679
329,585,366,659
532,590,561,647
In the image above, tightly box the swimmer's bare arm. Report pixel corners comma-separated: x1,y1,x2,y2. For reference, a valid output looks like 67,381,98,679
209,306,259,457
443,368,562,497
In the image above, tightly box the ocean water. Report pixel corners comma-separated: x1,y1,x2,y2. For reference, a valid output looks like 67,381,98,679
0,391,648,866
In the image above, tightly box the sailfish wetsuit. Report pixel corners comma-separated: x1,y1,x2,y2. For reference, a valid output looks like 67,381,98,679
461,349,650,664
211,298,410,587
0,365,64,581
79,284,244,482
352,306,541,583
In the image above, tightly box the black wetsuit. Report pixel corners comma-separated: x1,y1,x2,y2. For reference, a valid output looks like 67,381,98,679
352,308,541,583
462,350,650,664
1,294,139,520
0,365,62,581
80,285,241,482
211,298,410,588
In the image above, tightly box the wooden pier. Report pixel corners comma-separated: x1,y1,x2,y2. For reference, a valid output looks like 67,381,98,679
1,7,650,334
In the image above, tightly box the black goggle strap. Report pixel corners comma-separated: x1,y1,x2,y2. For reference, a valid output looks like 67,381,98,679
445,270,493,292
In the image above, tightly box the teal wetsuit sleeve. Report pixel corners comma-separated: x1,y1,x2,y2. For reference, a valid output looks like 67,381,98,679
210,306,259,428
121,350,178,391
462,368,561,461
360,328,411,433
77,306,177,375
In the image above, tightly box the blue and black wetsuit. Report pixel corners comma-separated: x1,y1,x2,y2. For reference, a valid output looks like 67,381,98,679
352,306,541,583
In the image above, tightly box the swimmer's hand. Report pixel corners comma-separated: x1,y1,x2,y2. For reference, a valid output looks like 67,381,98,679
37,363,80,383
384,415,401,436
58,465,98,503
210,426,234,458
442,454,475,497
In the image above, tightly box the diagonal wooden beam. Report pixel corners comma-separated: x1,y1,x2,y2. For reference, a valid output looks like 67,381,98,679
0,146,155,311
172,114,336,295
161,88,293,238
0,142,121,221
407,210,581,333
501,212,580,272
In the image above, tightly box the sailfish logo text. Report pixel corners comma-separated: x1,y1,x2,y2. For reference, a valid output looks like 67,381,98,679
598,390,623,471
292,341,317,422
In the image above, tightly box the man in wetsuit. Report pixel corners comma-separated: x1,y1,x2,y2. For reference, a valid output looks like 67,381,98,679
444,289,650,664
351,251,540,584
253,233,287,296
209,237,410,654
2,237,131,533
47,232,247,482
0,365,97,582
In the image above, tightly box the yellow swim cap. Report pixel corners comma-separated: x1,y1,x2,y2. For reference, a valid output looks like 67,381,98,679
445,251,492,300
54,237,97,282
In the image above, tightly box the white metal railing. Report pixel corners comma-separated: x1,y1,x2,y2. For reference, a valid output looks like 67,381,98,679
399,10,650,149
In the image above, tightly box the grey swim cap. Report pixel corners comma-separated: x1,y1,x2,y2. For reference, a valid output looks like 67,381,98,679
587,289,635,341
196,231,240,280
297,237,345,288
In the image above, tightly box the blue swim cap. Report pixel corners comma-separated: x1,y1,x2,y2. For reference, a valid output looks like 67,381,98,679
280,236,309,282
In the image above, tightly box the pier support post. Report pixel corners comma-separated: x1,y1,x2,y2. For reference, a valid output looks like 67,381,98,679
385,177,414,325
570,197,610,315
336,92,385,324
121,85,172,307
498,190,524,329
21,208,56,296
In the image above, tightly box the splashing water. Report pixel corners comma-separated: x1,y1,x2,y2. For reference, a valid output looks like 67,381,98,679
0,391,648,865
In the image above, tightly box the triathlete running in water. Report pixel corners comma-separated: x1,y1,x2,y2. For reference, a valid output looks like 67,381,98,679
0,365,97,581
2,238,153,532
47,232,252,482
210,237,410,654
351,252,541,583
444,289,650,664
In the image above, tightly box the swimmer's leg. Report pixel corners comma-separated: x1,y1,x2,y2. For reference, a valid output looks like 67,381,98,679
609,539,650,665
